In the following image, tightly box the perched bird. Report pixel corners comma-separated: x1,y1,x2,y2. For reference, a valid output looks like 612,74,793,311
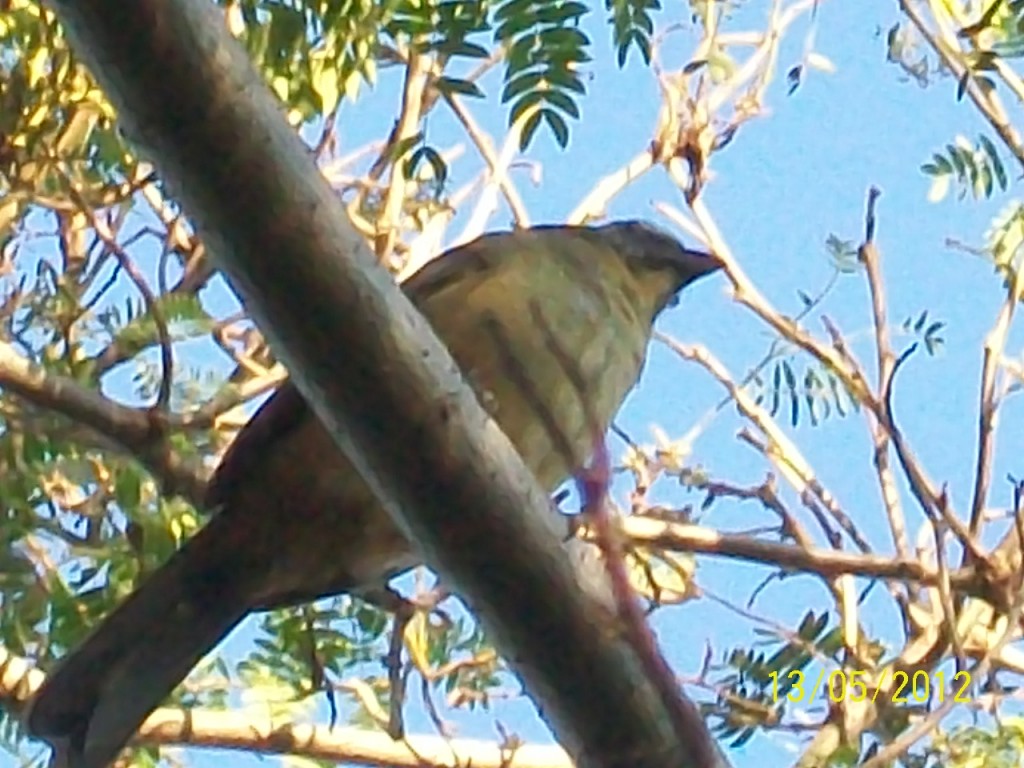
25,221,720,768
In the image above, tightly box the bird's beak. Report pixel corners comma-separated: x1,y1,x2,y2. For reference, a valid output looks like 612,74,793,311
669,248,723,284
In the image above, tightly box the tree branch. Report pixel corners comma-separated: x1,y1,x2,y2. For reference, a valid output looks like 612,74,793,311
615,517,983,594
42,2,725,767
858,187,911,561
0,642,570,768
0,341,207,504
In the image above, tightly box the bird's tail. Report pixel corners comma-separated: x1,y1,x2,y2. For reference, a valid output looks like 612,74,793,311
25,512,254,768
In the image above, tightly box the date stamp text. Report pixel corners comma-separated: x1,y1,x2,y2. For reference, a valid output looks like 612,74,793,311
769,669,972,704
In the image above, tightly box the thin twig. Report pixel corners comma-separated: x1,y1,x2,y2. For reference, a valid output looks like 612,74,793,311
375,49,430,261
858,187,910,560
567,151,657,226
663,338,867,553
441,91,530,227
67,188,174,411
968,243,1024,539
615,516,986,591
686,192,983,562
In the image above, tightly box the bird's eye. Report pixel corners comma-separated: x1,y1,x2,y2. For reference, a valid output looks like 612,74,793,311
667,293,681,309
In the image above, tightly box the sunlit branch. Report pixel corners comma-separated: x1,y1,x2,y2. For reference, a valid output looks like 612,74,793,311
857,187,911,561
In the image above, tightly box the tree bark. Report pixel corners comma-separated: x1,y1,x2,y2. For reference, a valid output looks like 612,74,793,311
41,2,727,766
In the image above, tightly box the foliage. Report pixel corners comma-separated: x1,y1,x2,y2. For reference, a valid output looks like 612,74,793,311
712,611,842,748
219,0,660,149
496,0,591,149
923,719,1024,768
922,134,1008,202
751,359,859,428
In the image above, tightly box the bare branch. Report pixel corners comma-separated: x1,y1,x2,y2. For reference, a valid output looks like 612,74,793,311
661,338,865,553
375,50,430,261
441,92,530,229
969,248,1024,538
457,104,541,244
857,187,910,560
0,641,571,768
614,517,981,591
568,151,657,226
858,558,1024,768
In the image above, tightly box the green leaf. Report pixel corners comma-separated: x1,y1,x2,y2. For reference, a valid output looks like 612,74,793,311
502,71,544,101
508,88,545,123
430,39,490,58
932,153,954,173
519,106,544,150
618,29,652,65
539,27,589,50
405,145,449,186
536,1,589,25
496,15,541,43
310,59,340,114
434,76,484,98
543,107,570,148
114,465,143,510
542,67,588,93
266,5,306,62
505,32,543,70
770,363,781,416
979,133,1008,190
494,0,539,23
541,87,580,118
914,310,927,333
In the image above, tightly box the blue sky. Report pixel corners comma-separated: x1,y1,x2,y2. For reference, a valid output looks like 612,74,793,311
14,1,1024,767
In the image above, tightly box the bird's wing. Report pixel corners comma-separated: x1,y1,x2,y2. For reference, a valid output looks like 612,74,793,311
203,380,309,510
206,227,523,511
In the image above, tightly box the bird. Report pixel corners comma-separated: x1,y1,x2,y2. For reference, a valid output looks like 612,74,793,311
24,221,721,768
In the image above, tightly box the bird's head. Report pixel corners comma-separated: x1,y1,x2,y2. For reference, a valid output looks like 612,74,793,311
589,220,722,321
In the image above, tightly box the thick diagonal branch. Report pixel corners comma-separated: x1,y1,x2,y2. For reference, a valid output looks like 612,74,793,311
44,2,726,767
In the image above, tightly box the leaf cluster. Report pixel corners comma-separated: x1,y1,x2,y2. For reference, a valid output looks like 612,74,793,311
711,611,843,747
750,359,859,428
922,134,1008,202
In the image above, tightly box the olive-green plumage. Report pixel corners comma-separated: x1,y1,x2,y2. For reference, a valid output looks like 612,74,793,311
25,221,719,768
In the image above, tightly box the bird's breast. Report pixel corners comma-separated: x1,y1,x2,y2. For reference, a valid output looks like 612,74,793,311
421,259,649,490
